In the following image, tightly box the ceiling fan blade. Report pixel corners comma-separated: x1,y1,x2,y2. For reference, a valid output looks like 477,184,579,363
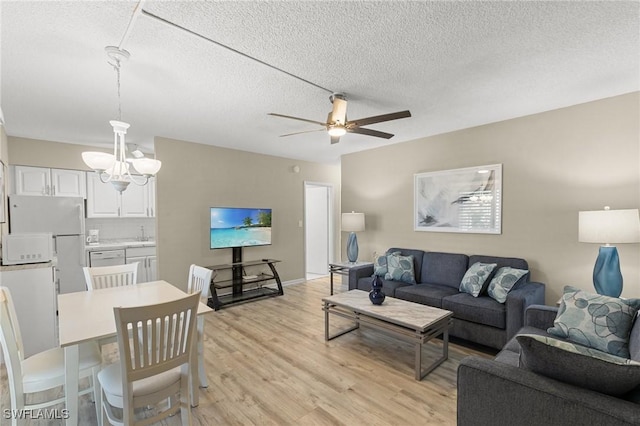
279,128,326,137
329,98,348,125
347,127,394,139
268,113,327,127
330,135,341,144
347,110,411,127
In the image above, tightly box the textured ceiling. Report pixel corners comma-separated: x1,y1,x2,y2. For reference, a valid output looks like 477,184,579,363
1,1,638,164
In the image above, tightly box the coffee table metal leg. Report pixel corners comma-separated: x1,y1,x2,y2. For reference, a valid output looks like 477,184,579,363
324,304,360,341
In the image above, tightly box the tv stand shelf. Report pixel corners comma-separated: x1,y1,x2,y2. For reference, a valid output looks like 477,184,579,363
206,259,283,310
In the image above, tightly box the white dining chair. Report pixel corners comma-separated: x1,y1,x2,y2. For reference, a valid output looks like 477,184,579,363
187,264,214,388
0,287,103,426
97,292,200,426
83,263,139,291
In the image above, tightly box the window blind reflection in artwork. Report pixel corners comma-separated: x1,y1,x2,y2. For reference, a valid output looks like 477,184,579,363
414,164,502,234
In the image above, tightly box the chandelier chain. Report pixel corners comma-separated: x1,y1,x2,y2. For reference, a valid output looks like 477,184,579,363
112,59,122,122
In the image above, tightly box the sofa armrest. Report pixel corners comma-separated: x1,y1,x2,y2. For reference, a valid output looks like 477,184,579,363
524,304,558,330
458,356,640,426
348,264,374,290
504,281,545,342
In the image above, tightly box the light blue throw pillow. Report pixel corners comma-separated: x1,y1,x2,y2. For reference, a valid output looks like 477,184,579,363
384,253,416,284
459,262,497,297
373,251,399,277
486,267,528,303
548,285,640,358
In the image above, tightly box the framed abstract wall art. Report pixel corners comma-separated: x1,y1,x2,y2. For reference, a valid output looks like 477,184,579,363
414,164,502,234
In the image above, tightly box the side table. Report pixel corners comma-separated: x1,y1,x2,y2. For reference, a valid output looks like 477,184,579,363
328,261,373,295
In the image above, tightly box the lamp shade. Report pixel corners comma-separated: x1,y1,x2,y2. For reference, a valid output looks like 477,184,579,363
579,208,640,244
342,212,365,232
132,158,162,176
82,151,115,171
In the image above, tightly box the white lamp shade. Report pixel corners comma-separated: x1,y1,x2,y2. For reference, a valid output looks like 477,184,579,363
579,208,640,244
342,212,365,232
82,151,115,171
132,158,162,176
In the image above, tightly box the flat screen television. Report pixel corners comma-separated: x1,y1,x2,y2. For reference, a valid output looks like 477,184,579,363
210,207,272,249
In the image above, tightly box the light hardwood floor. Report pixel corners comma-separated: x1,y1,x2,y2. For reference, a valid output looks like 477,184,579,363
1,278,494,425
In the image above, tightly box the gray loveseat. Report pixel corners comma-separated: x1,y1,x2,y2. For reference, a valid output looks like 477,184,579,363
457,305,640,425
348,248,546,350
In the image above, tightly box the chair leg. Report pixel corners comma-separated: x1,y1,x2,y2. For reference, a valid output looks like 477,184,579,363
197,319,208,388
93,366,103,426
180,375,192,426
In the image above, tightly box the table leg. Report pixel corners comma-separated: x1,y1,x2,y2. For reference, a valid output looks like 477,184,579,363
64,345,79,426
190,335,199,407
330,271,334,295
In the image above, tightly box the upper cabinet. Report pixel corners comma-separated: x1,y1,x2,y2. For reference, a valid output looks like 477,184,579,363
12,166,86,198
86,173,156,218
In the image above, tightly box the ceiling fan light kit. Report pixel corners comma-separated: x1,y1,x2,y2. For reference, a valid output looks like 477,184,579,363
82,46,161,192
269,92,411,145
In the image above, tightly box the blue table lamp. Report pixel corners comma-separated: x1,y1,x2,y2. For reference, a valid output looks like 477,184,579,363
579,206,640,297
342,212,365,263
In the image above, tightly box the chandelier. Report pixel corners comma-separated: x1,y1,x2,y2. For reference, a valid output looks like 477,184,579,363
82,46,161,193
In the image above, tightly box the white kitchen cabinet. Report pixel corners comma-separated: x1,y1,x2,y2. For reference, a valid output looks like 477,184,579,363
12,165,86,198
148,177,156,217
0,266,56,358
86,173,154,218
125,246,157,283
86,173,120,217
121,182,149,217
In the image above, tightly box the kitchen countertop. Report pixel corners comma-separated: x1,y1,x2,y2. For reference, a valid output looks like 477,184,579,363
85,240,156,250
0,260,56,271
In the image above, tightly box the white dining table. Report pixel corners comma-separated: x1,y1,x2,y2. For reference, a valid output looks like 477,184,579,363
58,280,214,426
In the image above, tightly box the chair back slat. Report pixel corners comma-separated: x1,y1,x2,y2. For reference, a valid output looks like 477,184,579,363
114,293,199,384
187,264,213,300
0,287,26,405
83,263,139,291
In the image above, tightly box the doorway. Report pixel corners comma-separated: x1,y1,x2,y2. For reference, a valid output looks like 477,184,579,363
304,182,334,280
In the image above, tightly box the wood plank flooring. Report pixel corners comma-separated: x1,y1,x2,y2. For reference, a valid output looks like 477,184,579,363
1,278,494,425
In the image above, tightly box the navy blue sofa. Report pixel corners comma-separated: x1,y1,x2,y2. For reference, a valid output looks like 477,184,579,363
348,248,546,350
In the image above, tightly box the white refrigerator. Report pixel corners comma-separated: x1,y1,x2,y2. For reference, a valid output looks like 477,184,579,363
9,195,87,294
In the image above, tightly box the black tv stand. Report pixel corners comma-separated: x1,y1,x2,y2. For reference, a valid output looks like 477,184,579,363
206,258,283,310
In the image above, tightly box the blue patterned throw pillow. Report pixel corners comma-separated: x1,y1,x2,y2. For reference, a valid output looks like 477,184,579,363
459,262,497,297
486,267,528,303
384,253,416,284
548,286,640,358
373,251,399,276
517,334,640,396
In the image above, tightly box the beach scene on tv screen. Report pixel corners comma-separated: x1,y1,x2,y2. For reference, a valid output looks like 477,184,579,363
210,208,272,249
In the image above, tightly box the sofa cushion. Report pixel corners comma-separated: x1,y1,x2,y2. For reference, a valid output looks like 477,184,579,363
487,267,529,303
459,262,497,297
548,285,640,358
387,248,425,281
421,252,469,289
384,252,416,284
628,312,640,362
501,326,557,354
355,276,410,297
442,293,505,329
395,284,458,308
517,334,640,396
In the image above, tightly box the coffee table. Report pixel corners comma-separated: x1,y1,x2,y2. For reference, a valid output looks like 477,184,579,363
322,289,453,380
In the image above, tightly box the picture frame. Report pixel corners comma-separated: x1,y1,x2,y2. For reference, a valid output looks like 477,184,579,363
0,161,5,223
414,164,502,234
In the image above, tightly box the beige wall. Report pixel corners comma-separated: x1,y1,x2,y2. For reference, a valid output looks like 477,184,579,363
154,137,341,291
341,92,640,304
8,136,108,170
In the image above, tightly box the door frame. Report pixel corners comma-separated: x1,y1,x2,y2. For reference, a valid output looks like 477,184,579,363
303,181,335,278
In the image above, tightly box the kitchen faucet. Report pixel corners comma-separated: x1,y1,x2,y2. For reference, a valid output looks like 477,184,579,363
138,225,147,242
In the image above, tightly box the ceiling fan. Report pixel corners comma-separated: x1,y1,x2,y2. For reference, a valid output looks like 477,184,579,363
269,93,411,144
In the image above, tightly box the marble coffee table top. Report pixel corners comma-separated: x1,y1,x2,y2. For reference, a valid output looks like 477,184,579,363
323,289,453,332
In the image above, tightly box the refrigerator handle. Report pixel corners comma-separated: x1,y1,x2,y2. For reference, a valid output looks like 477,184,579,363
52,235,58,255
